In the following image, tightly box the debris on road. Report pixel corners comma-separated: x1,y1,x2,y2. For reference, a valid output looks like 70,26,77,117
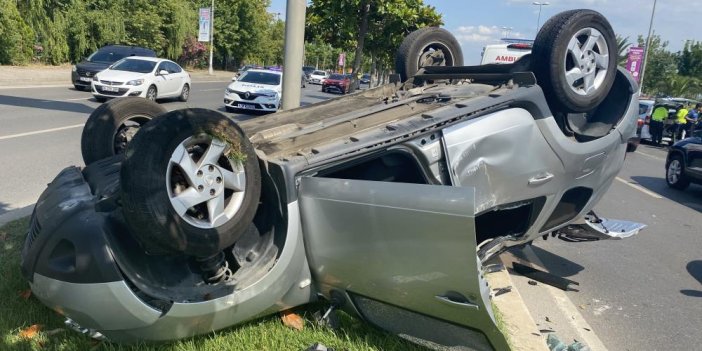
546,334,590,351
493,286,513,297
281,310,305,331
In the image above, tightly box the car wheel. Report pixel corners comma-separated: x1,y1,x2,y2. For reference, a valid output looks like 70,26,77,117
395,27,464,82
146,85,157,101
626,142,638,152
120,108,261,257
666,155,690,190
95,96,107,103
74,85,85,91
81,97,167,165
531,10,617,113
179,83,190,102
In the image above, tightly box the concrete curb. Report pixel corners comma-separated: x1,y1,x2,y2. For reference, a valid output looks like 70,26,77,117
486,258,549,351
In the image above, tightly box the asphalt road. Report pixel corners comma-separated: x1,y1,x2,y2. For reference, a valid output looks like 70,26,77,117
530,144,702,351
0,81,338,218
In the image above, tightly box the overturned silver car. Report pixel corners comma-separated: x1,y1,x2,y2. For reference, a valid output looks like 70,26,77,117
21,10,643,350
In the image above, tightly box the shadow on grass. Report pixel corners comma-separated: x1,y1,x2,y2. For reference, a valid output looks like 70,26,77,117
0,217,427,351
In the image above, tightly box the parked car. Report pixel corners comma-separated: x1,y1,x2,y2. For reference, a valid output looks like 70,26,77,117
637,99,655,142
360,73,371,85
666,129,702,190
91,57,191,103
322,73,351,94
302,66,315,79
22,10,644,350
224,69,282,113
308,70,329,84
72,45,156,91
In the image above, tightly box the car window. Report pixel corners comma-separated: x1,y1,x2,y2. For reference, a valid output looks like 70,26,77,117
313,70,326,75
88,49,129,63
167,62,182,74
638,104,650,115
329,74,345,80
112,59,158,73
156,62,168,73
239,71,281,85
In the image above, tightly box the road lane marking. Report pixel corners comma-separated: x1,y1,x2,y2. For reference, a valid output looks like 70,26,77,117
40,97,91,102
200,88,223,92
635,151,666,161
0,124,84,141
615,176,663,199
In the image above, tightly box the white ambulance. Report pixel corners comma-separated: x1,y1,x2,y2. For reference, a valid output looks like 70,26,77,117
480,40,533,65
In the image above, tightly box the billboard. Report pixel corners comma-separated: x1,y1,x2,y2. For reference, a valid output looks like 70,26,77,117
198,8,211,42
626,46,644,83
338,52,346,67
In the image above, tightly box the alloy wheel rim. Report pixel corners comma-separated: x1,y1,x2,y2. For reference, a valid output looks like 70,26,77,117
563,27,610,96
147,88,156,101
182,85,189,99
166,135,246,229
668,159,681,184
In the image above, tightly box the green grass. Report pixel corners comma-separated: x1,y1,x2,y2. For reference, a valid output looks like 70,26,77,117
0,218,427,351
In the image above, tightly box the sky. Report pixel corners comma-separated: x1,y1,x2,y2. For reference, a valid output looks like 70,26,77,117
269,0,702,65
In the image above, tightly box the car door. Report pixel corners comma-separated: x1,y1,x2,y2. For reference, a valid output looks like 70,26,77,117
154,61,171,95
166,62,186,95
685,136,702,179
299,177,508,351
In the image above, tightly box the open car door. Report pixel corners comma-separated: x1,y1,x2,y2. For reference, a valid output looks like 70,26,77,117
299,177,509,351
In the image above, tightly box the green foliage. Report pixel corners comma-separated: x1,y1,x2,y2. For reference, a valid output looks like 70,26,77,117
677,41,702,78
0,0,35,64
638,34,679,95
616,35,631,66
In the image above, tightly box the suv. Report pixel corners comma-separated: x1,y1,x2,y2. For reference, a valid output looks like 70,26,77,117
72,45,156,91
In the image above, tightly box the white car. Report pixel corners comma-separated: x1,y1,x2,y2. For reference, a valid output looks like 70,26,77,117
308,70,329,85
92,57,191,103
224,69,282,113
480,42,532,65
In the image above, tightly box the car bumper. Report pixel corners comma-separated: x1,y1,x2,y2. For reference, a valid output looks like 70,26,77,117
224,93,279,112
322,84,347,93
72,71,95,87
92,83,145,98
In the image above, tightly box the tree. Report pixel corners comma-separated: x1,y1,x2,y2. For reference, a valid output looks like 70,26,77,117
616,35,631,66
0,0,35,64
306,0,443,83
677,40,702,78
638,34,678,95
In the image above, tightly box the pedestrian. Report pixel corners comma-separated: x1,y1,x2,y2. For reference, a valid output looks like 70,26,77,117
650,104,668,146
685,103,701,136
673,104,688,142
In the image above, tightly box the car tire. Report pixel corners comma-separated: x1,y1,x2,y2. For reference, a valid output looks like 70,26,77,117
395,27,464,82
666,154,690,190
95,96,107,103
225,106,235,113
81,97,167,165
179,83,190,102
626,141,638,152
531,9,617,113
146,85,158,101
120,108,261,257
74,85,85,91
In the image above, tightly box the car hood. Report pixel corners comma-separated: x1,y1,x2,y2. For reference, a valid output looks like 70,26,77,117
96,70,150,82
76,61,112,73
229,81,281,94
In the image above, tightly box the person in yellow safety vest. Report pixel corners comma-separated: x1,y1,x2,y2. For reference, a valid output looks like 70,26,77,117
673,105,689,143
650,105,668,146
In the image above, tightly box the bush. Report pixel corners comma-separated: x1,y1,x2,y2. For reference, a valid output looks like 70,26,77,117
0,0,35,65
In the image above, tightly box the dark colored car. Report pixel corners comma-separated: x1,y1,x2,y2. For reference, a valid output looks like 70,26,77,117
666,129,702,190
360,73,371,85
322,73,351,94
302,66,315,79
72,45,156,91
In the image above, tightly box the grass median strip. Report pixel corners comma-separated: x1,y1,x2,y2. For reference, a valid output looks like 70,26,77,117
0,217,426,351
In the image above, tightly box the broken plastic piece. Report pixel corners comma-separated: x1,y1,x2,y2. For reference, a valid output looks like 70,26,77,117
556,212,645,242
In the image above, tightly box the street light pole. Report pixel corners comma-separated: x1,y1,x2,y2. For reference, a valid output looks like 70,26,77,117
639,0,658,96
532,2,550,37
208,0,214,75
501,26,513,38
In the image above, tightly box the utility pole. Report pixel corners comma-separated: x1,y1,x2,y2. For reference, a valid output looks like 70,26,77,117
281,0,306,110
639,0,658,96
532,2,550,37
208,0,214,75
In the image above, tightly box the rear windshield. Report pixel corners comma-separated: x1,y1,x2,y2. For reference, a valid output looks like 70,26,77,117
638,104,651,115
312,70,326,75
239,71,281,85
88,50,129,63
111,59,157,73
328,74,345,80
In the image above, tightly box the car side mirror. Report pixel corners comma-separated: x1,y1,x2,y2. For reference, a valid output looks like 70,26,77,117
231,76,238,82
158,70,169,76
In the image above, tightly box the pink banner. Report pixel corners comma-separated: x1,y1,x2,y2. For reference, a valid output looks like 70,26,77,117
626,47,644,83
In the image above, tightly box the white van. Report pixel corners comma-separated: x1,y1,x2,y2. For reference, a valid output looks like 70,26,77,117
480,42,532,65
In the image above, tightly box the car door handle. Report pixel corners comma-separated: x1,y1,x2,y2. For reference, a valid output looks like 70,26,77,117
528,172,554,186
434,295,479,310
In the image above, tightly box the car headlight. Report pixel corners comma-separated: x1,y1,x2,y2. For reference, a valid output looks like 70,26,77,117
226,88,236,94
260,91,278,98
92,75,98,82
72,66,77,72
126,79,144,86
